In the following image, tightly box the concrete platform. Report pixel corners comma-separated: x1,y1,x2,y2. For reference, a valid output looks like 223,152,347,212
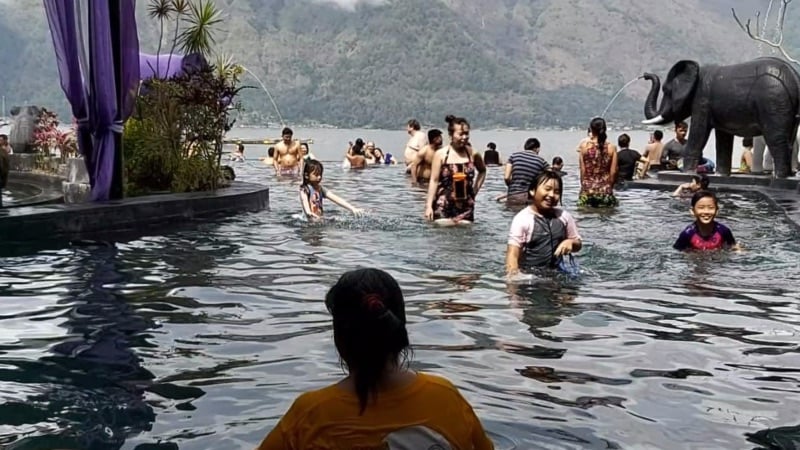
0,181,269,242
627,171,800,231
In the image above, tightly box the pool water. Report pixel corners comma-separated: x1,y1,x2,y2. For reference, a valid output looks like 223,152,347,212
1,160,799,449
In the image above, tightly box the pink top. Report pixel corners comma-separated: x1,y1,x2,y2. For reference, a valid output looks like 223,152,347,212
507,207,581,247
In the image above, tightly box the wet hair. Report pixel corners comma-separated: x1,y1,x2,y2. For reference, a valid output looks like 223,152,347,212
427,128,442,142
524,138,540,151
589,117,607,150
267,147,275,157
237,143,245,152
487,142,497,150
300,142,310,152
301,159,323,186
445,115,470,136
691,190,717,208
374,147,384,158
675,121,688,131
691,174,710,189
653,130,663,140
0,134,7,141
352,138,365,155
552,156,563,166
618,133,630,148
527,169,564,204
282,127,293,136
325,268,410,414
407,119,420,130
742,137,753,147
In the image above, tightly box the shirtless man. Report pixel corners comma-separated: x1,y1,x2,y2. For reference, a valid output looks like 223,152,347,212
403,119,428,170
410,129,443,184
638,130,664,177
273,127,302,177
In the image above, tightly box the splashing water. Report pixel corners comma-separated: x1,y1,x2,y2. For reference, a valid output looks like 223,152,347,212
601,77,643,118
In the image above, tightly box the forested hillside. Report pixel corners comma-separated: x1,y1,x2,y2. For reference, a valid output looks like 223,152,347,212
0,0,791,128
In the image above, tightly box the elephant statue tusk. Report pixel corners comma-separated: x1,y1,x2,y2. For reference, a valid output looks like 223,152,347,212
641,115,665,125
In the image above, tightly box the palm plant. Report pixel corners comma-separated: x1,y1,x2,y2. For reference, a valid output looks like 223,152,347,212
178,0,222,57
167,0,191,71
147,0,173,77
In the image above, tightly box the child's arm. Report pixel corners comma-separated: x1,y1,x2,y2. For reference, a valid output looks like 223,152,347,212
722,226,742,251
673,228,691,250
299,189,321,220
325,189,363,215
672,183,689,197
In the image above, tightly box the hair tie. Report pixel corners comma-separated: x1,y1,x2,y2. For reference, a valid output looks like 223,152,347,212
363,294,384,312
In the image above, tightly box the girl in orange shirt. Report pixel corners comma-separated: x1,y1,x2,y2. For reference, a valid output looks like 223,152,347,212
256,268,494,450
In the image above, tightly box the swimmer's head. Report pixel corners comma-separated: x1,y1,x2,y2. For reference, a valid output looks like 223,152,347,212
528,169,563,210
325,268,410,414
690,174,710,191
427,129,443,147
302,159,323,185
690,190,719,225
524,138,540,152
300,142,309,154
552,156,564,171
282,127,293,142
742,137,753,148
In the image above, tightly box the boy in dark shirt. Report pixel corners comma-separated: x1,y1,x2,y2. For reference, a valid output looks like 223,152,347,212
483,142,501,166
616,133,642,181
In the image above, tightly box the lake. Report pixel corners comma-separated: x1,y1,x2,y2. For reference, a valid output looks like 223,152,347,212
0,128,797,449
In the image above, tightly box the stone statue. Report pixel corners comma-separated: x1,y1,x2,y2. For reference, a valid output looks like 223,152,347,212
8,106,42,154
642,57,800,178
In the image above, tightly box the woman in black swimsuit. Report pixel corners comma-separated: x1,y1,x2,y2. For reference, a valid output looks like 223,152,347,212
424,115,487,224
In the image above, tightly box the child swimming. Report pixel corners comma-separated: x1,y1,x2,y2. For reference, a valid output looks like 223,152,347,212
256,268,494,449
673,190,740,251
506,170,582,275
672,174,709,197
300,160,363,220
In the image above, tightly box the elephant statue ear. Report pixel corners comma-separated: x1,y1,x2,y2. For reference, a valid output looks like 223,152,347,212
666,60,700,115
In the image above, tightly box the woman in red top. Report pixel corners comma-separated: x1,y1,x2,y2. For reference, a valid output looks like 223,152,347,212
578,117,618,207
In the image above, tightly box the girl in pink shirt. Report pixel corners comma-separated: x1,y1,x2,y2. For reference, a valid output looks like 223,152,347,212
506,170,582,275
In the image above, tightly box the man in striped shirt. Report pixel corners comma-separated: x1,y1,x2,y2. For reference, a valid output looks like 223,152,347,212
503,138,549,205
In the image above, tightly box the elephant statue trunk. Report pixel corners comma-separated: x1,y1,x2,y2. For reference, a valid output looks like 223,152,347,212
642,73,666,125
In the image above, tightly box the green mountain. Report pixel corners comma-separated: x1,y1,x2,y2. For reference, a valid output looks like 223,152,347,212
0,0,790,128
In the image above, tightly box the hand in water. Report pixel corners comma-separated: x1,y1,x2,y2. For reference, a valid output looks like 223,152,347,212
424,206,434,221
351,208,365,216
554,240,574,256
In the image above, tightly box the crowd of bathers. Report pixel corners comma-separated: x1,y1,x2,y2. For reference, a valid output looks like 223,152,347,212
253,115,748,449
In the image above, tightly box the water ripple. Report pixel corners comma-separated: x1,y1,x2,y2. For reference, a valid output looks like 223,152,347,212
1,156,799,449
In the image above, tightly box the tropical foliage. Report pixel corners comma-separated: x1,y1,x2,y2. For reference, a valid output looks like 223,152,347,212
29,107,78,175
123,0,242,196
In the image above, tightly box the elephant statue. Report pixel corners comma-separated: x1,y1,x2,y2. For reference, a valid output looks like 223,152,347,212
8,105,41,154
642,57,800,178
751,132,800,174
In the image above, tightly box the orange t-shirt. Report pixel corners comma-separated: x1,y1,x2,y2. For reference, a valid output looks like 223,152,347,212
256,372,494,450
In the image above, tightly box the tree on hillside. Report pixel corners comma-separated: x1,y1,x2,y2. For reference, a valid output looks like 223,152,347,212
732,0,799,64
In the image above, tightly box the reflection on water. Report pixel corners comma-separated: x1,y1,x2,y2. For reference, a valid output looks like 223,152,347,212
1,159,800,449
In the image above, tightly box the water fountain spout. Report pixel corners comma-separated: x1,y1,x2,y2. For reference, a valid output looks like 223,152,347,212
601,77,644,118
240,66,287,128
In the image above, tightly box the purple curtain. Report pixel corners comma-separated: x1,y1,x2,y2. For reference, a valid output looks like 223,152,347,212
43,0,92,181
44,0,140,202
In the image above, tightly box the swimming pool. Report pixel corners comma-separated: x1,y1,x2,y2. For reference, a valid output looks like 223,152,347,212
1,160,799,449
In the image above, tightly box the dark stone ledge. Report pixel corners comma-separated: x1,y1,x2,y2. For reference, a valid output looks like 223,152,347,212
0,181,269,242
626,172,800,232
